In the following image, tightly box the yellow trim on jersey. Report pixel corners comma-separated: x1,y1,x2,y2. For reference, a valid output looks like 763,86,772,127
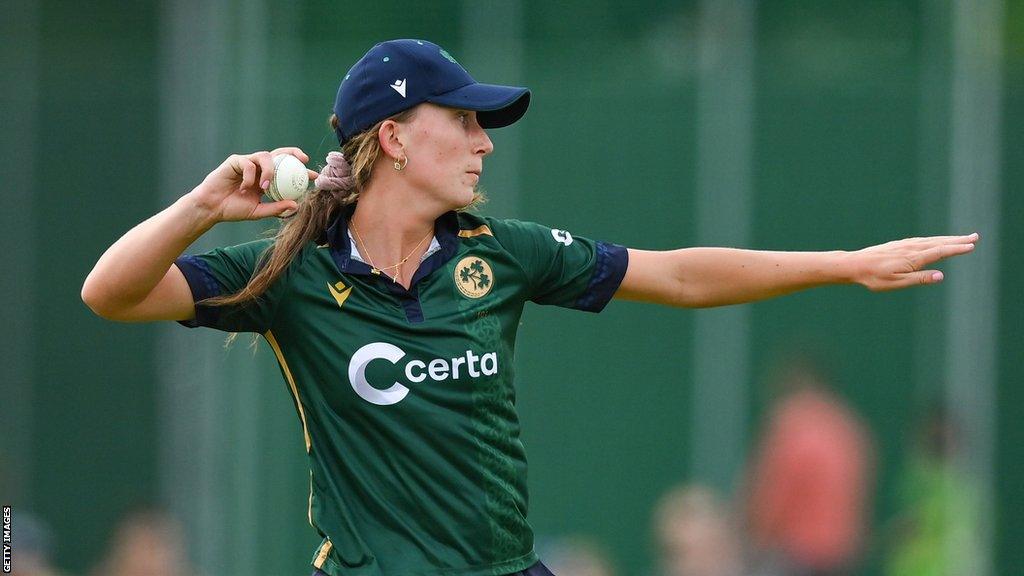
314,539,334,569
458,224,493,238
308,470,315,528
264,330,312,453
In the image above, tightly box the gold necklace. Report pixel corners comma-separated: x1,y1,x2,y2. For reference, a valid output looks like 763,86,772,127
349,220,433,285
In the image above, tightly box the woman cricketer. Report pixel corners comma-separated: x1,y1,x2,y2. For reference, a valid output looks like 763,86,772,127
82,39,977,576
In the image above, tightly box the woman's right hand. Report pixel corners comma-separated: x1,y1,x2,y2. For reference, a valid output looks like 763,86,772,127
190,147,321,222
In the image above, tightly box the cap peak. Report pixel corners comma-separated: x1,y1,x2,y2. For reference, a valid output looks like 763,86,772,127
333,39,530,144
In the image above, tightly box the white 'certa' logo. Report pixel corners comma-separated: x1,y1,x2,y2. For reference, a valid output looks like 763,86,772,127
348,342,499,405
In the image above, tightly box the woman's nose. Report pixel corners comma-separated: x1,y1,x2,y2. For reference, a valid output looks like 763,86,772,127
476,128,494,156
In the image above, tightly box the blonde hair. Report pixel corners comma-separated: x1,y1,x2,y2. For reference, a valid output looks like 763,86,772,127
202,106,484,312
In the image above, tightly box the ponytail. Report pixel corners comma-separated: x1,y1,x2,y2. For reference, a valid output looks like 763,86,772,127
200,109,416,308
202,103,485,312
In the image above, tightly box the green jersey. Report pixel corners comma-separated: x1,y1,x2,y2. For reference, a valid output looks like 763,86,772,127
175,209,628,576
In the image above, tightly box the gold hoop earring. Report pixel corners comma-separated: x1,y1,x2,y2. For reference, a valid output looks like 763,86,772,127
393,156,408,171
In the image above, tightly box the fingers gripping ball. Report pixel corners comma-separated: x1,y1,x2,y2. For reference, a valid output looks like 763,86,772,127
267,154,310,201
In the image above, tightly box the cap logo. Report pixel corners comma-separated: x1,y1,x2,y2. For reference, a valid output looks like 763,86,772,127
390,79,407,98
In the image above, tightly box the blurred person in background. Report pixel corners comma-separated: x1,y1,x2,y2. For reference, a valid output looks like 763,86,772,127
653,485,745,576
10,511,71,576
81,36,977,576
744,356,873,576
538,535,616,576
883,406,981,576
88,506,194,576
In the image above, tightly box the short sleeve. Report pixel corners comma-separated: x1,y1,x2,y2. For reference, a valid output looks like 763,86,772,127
174,239,289,333
489,219,628,312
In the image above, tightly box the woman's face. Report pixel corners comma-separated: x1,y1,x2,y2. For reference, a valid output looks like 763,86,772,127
397,103,494,210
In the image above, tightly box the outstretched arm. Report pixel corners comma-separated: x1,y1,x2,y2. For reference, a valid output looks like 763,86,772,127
614,233,978,308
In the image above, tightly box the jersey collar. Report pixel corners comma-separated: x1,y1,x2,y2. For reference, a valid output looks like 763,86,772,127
324,207,461,286
348,228,442,265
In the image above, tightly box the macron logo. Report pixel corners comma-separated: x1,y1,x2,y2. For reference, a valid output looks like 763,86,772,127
390,79,407,98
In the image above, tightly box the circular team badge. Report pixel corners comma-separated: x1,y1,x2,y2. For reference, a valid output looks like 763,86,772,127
455,256,494,299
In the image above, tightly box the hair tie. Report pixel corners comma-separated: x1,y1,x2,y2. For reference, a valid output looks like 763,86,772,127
315,151,355,191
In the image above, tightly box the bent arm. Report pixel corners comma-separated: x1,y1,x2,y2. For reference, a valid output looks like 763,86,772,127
81,148,310,322
615,234,978,308
81,194,217,322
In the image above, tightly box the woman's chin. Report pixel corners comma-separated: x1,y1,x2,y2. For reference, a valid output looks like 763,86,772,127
451,186,480,210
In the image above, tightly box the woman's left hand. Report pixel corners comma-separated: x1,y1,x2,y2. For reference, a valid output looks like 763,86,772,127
849,232,978,291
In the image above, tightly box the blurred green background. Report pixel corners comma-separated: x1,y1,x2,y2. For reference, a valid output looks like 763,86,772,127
1,0,1021,575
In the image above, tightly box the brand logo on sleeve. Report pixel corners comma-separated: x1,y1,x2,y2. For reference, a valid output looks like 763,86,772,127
551,229,573,246
348,342,499,405
455,256,493,299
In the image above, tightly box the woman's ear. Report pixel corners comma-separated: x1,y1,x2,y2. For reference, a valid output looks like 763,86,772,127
378,120,406,161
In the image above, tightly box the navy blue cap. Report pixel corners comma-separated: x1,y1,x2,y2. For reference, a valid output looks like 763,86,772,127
333,39,531,144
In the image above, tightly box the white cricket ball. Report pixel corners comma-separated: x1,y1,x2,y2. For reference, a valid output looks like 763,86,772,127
267,154,309,201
